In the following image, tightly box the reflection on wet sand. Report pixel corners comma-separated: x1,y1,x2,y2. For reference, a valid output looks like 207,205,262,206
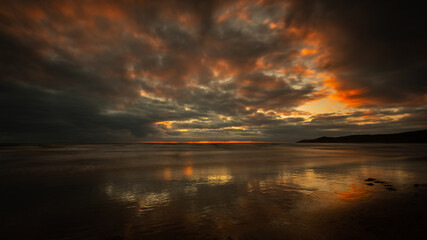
1,143,427,239
161,165,233,185
184,165,193,177
337,185,368,200
100,154,427,239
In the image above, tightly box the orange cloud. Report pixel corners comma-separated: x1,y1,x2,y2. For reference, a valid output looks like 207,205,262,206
155,121,174,128
292,65,316,76
323,75,372,107
236,7,251,23
216,10,231,23
300,48,317,55
255,57,273,70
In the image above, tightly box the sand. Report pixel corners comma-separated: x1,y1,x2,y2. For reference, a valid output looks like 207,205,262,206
1,143,427,239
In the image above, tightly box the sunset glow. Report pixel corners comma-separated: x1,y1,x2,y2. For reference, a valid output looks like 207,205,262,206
2,2,427,239
143,141,259,144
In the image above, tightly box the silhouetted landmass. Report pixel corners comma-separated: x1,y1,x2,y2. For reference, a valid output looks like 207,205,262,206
297,130,427,143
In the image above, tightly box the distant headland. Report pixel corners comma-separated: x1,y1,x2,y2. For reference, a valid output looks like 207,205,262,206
297,130,427,143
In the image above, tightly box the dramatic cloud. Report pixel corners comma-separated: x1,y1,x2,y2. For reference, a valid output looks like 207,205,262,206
0,0,426,142
284,0,427,106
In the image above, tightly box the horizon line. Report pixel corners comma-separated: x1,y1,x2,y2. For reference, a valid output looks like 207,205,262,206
0,141,287,145
141,141,277,144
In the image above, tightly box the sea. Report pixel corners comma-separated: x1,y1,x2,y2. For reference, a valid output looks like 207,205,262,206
1,143,427,239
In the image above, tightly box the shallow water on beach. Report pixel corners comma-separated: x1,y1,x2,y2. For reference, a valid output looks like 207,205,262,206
1,143,427,239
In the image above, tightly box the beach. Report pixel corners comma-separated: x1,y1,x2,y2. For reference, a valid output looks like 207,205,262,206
1,143,427,239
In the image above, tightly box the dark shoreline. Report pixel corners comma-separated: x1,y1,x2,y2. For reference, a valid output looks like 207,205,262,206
298,129,427,143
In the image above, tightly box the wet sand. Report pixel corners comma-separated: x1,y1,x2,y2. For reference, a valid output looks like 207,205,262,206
1,143,427,239
297,188,427,240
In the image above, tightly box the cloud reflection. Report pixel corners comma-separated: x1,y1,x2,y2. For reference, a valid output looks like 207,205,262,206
87,144,427,240
138,192,171,213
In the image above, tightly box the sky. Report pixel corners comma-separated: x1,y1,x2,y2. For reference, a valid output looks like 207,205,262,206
1,0,426,143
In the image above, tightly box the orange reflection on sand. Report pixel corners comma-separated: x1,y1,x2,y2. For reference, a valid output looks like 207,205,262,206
141,141,259,143
337,186,368,200
184,165,193,177
163,167,172,181
186,141,256,143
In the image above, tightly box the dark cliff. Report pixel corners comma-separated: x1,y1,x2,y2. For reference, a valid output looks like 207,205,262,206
298,130,427,143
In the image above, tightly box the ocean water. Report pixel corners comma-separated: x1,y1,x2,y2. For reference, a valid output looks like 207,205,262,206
1,143,427,239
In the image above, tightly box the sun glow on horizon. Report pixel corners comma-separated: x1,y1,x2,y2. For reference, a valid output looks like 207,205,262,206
142,141,265,144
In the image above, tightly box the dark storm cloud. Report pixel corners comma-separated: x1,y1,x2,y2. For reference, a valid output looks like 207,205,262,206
0,80,157,143
0,20,141,103
234,72,324,108
0,0,426,142
285,0,427,106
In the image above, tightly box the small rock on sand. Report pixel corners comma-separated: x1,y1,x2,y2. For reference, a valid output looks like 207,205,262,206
366,183,374,186
414,184,427,187
365,178,376,182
